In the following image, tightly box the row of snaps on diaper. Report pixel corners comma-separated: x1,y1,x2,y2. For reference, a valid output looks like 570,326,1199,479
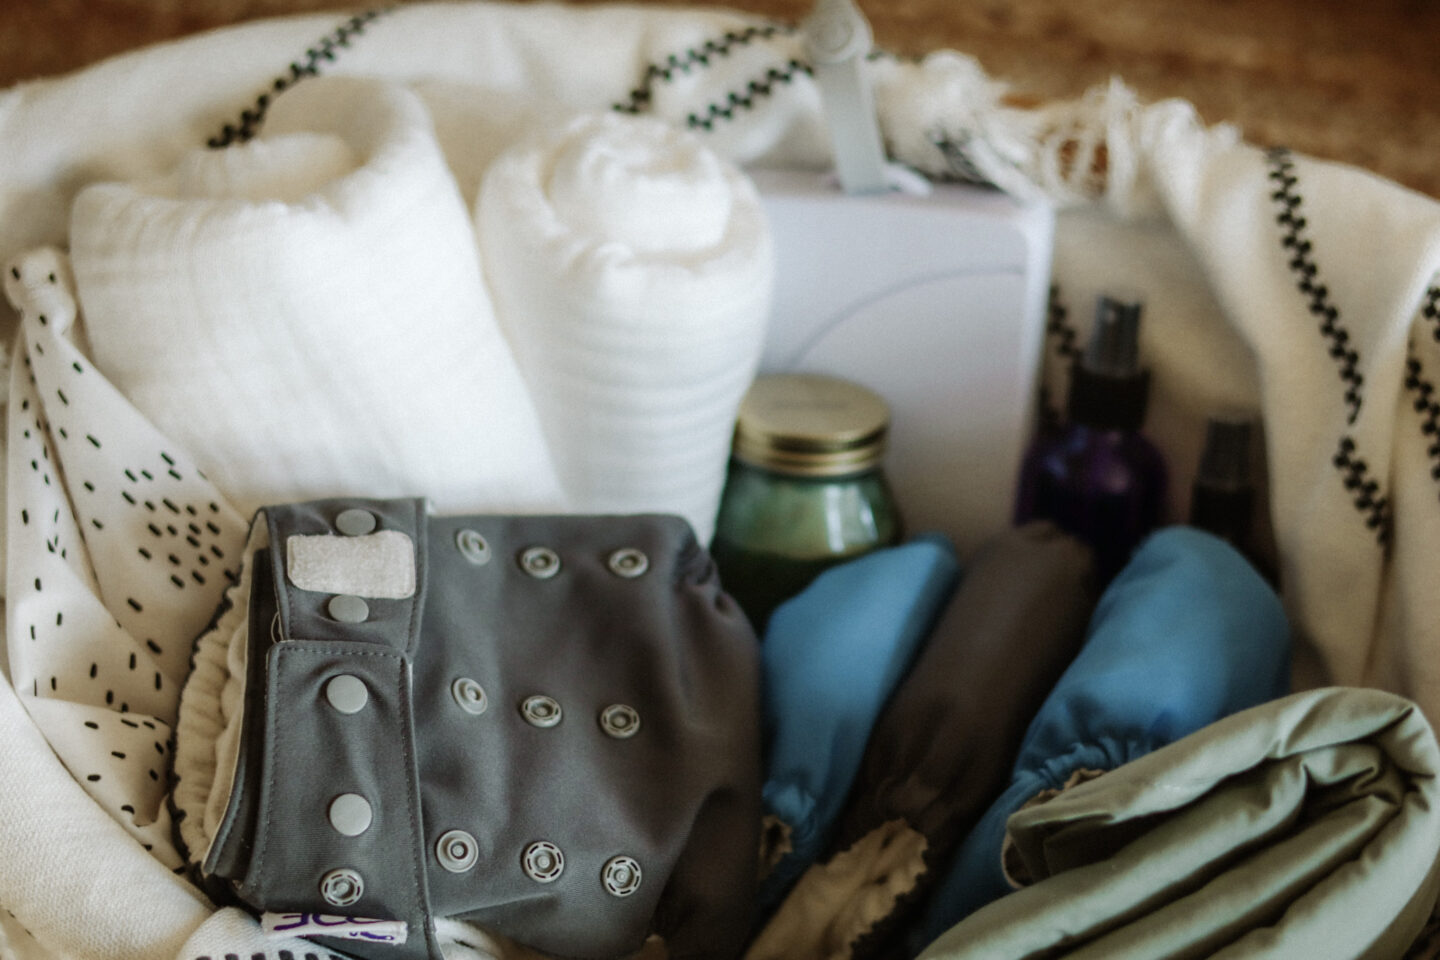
317,515,652,629
449,677,640,738
436,835,642,897
456,528,650,580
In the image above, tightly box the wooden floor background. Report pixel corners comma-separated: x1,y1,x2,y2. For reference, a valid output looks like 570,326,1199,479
4,0,1440,199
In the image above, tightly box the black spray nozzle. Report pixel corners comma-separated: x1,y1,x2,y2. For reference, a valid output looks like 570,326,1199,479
1083,294,1144,378
1197,415,1255,490
1066,293,1149,431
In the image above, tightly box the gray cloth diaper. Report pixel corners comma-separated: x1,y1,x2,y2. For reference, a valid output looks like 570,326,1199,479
172,498,762,960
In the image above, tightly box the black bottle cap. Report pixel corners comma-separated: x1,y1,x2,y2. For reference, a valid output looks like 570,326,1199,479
1190,414,1258,549
1195,416,1254,490
1066,294,1150,431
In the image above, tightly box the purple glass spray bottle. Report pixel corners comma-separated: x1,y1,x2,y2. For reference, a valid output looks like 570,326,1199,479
1014,294,1166,579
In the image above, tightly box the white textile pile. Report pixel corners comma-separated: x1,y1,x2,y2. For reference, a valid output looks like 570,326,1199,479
0,3,1438,960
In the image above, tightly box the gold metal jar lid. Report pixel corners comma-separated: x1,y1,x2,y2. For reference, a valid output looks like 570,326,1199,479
733,373,890,477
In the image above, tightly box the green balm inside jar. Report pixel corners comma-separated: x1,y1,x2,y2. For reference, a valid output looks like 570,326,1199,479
711,373,903,632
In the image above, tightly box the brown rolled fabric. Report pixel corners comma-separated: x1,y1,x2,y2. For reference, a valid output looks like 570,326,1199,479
744,521,1098,960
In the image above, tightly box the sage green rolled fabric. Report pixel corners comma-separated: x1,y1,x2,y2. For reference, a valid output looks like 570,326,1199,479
917,687,1440,960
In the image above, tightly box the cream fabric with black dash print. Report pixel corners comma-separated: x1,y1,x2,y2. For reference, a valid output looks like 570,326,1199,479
4,247,248,869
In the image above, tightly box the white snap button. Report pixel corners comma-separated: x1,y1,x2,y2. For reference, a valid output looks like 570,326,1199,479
325,675,368,715
452,677,488,715
522,841,565,883
328,594,369,623
456,529,492,566
606,548,649,578
335,508,377,537
599,704,641,739
329,794,373,837
320,867,364,907
602,856,643,897
436,829,480,873
519,546,561,579
521,695,562,728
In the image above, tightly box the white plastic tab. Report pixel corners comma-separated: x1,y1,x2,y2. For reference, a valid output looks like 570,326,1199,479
804,0,887,195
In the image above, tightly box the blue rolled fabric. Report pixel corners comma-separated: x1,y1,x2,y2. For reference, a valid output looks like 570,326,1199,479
908,526,1291,955
758,534,962,910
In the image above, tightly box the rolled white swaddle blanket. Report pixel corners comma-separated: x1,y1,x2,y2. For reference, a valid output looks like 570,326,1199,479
478,112,774,542
69,77,563,516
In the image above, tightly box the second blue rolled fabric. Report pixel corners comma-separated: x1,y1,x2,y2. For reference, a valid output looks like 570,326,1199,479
908,526,1291,955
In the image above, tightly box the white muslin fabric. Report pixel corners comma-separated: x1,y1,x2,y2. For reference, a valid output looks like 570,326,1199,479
477,112,774,542
67,75,563,517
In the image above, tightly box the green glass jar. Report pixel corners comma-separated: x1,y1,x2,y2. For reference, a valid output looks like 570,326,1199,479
711,373,902,631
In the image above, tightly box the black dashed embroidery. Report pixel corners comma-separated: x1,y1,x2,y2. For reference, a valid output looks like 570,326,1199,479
1419,285,1440,344
1332,436,1392,540
1267,147,1391,545
931,129,1000,188
1404,340,1440,492
613,23,794,115
207,9,390,148
1267,147,1365,422
687,59,813,131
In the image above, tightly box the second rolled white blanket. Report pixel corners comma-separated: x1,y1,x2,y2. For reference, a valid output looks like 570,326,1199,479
478,112,774,542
